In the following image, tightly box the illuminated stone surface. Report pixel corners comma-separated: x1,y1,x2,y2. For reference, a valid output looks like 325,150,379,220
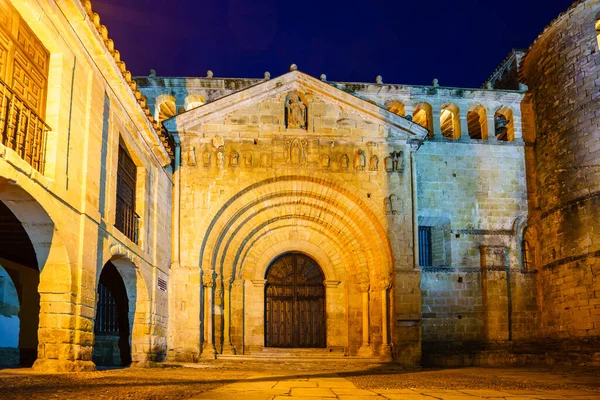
0,0,598,373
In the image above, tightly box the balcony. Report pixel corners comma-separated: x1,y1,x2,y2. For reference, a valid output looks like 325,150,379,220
0,79,49,174
115,194,139,245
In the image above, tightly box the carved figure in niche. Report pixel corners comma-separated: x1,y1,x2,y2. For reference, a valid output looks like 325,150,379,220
203,151,211,168
216,150,224,169
384,156,393,172
244,154,253,168
385,151,404,173
320,154,330,169
261,153,272,168
285,93,307,130
370,155,379,171
393,151,404,173
285,138,308,167
212,135,225,149
229,151,239,168
384,194,400,215
187,146,197,166
355,150,366,171
340,154,349,170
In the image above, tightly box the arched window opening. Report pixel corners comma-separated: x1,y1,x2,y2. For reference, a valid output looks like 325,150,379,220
441,104,460,139
386,100,405,117
467,104,487,140
495,106,514,142
93,262,131,367
184,94,206,111
413,102,433,137
521,227,538,271
157,100,176,124
522,240,532,271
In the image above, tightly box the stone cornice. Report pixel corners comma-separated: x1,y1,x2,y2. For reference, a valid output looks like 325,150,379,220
59,1,174,166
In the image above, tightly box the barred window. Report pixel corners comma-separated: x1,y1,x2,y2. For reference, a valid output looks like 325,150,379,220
419,226,433,267
115,145,139,244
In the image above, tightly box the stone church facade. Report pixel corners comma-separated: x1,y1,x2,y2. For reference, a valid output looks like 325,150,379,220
0,0,598,371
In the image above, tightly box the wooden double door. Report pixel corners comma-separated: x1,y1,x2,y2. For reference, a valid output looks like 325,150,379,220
265,253,326,348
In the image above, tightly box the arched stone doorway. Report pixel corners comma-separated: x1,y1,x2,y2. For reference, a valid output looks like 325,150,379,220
264,252,326,348
93,262,131,367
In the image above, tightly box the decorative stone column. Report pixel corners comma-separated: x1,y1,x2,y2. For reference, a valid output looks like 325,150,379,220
459,109,469,140
357,281,373,357
221,277,236,355
431,107,441,139
486,109,496,141
380,278,393,362
201,271,217,359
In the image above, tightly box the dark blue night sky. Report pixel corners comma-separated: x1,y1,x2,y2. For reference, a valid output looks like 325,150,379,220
94,0,575,88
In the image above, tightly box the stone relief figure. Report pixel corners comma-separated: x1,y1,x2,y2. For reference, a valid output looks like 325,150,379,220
187,146,197,166
385,151,404,173
320,154,330,169
261,153,272,168
229,151,239,168
203,151,211,168
384,155,393,172
355,150,366,171
370,155,379,171
285,93,307,130
393,151,404,173
244,154,253,168
216,150,224,169
384,194,400,215
285,138,308,167
340,154,349,170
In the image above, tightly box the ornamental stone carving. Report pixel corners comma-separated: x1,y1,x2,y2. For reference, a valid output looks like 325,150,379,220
202,272,215,288
340,154,349,170
216,150,225,169
285,93,307,130
355,150,366,171
285,138,308,167
244,153,253,168
370,155,379,171
187,146,197,166
385,151,404,173
203,151,211,167
320,154,330,169
229,151,239,168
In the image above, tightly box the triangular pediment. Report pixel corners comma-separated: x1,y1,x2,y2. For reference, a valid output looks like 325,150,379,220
164,70,428,141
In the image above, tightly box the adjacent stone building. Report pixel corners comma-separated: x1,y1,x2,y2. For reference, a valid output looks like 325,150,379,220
0,0,598,371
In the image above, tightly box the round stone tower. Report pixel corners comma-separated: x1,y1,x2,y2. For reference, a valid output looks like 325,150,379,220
521,0,600,342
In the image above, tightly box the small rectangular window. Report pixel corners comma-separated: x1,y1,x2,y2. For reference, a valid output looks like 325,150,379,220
419,226,433,267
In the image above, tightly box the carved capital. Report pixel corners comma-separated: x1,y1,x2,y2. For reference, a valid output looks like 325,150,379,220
358,281,370,293
202,271,215,288
251,279,267,288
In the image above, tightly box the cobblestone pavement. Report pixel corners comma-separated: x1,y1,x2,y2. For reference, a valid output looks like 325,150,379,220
1,365,600,400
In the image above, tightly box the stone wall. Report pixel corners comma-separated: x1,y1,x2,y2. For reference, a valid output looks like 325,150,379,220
163,71,425,364
521,0,600,342
0,0,173,371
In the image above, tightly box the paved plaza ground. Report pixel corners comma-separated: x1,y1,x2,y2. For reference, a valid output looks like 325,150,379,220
1,364,600,400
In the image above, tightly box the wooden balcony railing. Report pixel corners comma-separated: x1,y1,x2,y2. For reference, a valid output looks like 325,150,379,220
115,195,139,245
0,79,49,174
